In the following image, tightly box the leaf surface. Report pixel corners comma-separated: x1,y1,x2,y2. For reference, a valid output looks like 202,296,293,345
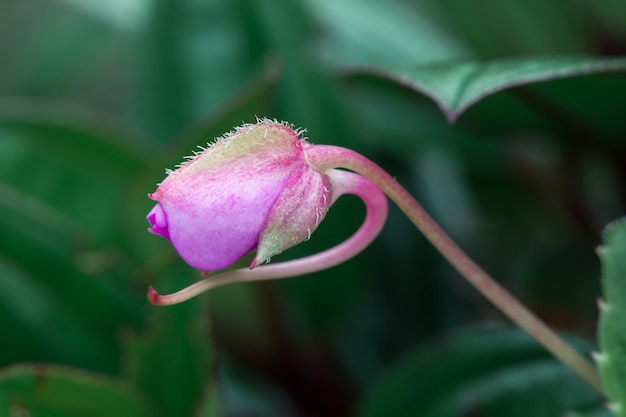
0,365,155,417
0,104,146,371
598,218,626,416
354,56,626,121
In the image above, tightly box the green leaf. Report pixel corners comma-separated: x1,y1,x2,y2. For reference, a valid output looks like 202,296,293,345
358,326,602,417
0,102,146,248
0,104,146,370
0,364,155,417
354,56,626,121
598,218,626,416
0,251,124,371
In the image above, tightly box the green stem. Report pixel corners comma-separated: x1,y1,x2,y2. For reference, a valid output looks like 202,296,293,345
307,144,604,394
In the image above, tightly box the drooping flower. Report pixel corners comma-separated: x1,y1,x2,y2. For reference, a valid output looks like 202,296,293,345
144,120,601,399
147,121,333,272
146,119,389,306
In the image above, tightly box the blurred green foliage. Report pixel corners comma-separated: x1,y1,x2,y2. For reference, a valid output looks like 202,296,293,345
1,0,625,416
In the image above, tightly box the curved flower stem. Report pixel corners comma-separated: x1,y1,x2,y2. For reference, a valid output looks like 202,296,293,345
305,145,604,394
149,169,388,305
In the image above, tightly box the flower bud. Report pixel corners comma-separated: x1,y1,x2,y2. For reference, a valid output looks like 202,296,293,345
147,121,332,272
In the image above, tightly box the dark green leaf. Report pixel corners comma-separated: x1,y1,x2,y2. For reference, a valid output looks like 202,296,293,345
0,251,124,371
0,104,146,370
0,364,155,417
0,102,146,247
354,56,626,121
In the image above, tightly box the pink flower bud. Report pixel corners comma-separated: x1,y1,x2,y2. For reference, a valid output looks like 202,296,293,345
147,121,332,272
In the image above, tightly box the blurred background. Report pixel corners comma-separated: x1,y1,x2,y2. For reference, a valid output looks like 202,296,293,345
1,0,626,416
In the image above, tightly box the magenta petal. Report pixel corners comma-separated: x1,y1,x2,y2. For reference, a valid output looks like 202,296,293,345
147,203,171,240
146,122,310,272
158,171,289,271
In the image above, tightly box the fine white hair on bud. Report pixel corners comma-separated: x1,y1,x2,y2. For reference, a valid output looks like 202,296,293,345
148,120,333,272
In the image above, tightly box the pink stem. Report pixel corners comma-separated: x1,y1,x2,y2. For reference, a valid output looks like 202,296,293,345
148,169,388,305
305,145,603,394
